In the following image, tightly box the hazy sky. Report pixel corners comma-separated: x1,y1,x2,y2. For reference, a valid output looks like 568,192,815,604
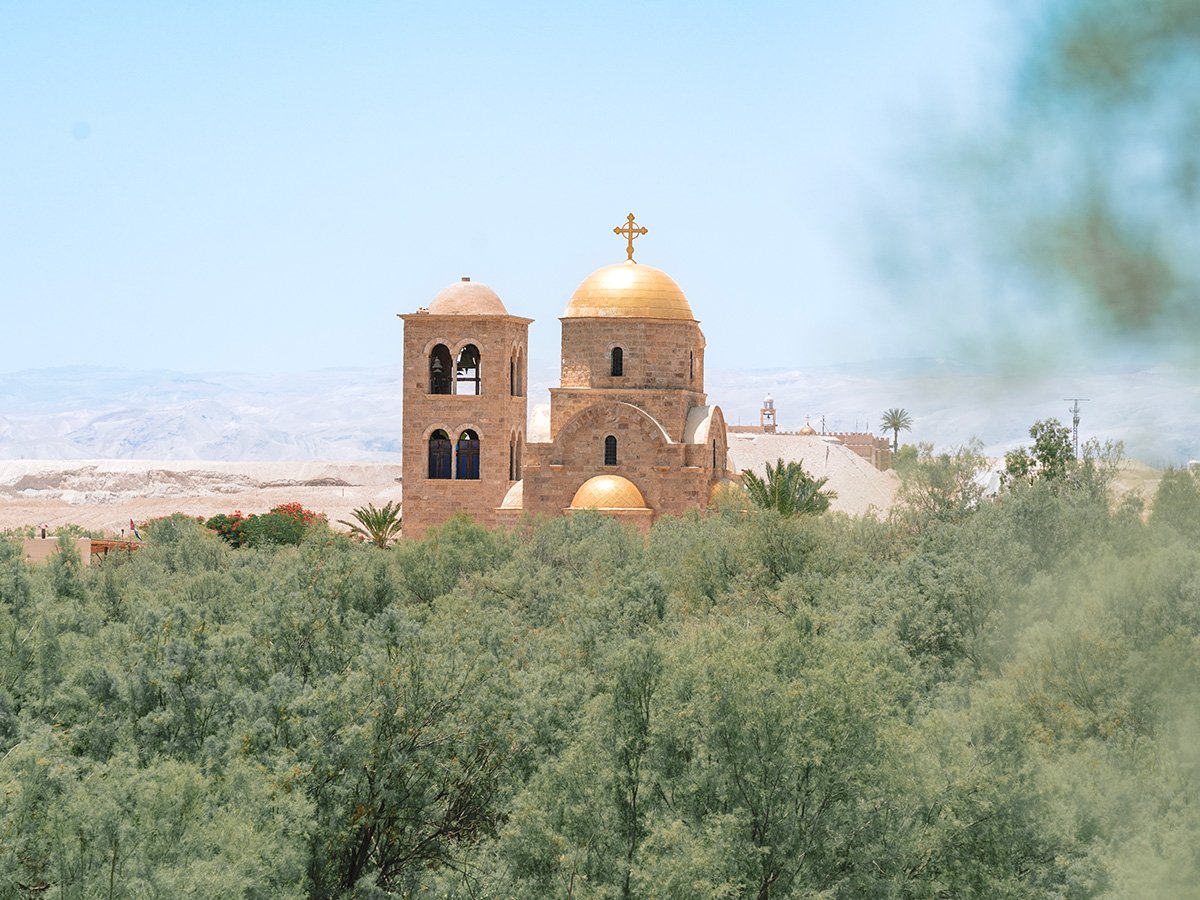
3,1,1006,375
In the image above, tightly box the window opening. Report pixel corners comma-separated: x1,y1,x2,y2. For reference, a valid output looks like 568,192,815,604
429,345,453,395
611,347,624,377
456,344,481,395
690,351,694,382
456,429,480,479
604,435,618,466
428,430,452,479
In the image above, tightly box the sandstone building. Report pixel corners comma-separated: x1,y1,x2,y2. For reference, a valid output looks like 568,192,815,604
399,217,729,538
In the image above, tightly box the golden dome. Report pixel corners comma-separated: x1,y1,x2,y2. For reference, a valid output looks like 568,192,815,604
499,480,523,509
564,261,694,320
570,475,649,510
428,278,508,315
798,421,817,436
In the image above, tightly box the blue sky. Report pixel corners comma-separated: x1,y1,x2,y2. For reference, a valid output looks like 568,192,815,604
3,1,1006,374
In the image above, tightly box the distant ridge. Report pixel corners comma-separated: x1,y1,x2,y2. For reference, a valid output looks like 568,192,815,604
1,363,1194,465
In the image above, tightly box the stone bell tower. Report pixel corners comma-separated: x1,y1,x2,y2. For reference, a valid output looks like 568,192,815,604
760,394,777,433
398,277,532,539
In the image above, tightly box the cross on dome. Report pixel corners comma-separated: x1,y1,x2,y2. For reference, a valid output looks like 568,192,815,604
613,213,648,262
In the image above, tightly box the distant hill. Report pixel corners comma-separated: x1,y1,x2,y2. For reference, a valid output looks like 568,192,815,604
1,362,1194,465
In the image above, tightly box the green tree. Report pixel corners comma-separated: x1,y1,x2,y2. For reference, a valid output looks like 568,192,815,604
338,500,403,548
1004,419,1123,503
741,458,836,517
895,440,987,522
1005,418,1075,485
880,407,913,452
1150,466,1200,539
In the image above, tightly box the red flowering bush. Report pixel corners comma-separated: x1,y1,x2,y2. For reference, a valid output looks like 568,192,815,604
205,503,326,548
205,510,248,547
268,502,327,526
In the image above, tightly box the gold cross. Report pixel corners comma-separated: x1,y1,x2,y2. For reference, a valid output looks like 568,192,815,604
613,213,648,262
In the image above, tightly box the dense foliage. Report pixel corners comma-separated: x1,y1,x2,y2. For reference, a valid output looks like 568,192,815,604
2,466,1198,897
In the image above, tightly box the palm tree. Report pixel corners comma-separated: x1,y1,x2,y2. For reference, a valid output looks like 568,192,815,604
741,458,836,516
338,501,403,548
880,407,913,453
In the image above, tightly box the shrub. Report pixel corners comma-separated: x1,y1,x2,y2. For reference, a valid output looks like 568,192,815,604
205,503,326,549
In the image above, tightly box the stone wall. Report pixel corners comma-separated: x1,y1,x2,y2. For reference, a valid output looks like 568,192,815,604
827,432,894,471
559,317,705,393
550,387,707,443
521,400,724,525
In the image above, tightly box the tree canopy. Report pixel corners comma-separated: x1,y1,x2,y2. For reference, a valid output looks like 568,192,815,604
1,463,1197,896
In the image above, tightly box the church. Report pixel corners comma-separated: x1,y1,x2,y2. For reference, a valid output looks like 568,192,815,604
399,215,730,538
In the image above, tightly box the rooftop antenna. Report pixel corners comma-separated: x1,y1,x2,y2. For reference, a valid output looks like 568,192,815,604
1064,398,1089,458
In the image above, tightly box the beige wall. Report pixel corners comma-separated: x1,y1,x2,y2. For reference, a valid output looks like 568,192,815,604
22,537,93,566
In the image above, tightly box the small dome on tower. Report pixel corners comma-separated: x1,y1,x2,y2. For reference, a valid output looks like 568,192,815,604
427,277,508,315
570,475,649,509
564,261,694,320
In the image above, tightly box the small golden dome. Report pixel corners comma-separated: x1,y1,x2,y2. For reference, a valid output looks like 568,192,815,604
798,420,817,436
564,261,694,320
428,278,508,315
499,480,523,509
570,475,649,509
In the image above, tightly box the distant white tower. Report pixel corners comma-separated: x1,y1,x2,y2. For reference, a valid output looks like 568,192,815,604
760,394,777,433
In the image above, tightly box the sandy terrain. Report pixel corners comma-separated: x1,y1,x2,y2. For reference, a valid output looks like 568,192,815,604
0,460,403,535
727,434,900,516
2,453,1166,537
0,449,900,536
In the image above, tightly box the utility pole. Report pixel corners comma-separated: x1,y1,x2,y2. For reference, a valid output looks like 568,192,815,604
1064,398,1089,459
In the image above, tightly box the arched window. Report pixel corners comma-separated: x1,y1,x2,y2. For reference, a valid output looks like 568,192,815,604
429,345,452,395
510,354,516,397
456,429,480,479
456,345,481,395
604,435,618,466
428,430,452,479
610,347,623,377
508,435,516,481
712,439,717,469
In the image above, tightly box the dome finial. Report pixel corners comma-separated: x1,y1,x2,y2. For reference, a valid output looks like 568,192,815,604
613,213,648,263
